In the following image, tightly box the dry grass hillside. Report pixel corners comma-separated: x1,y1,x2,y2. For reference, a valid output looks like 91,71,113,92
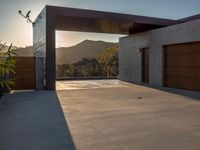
13,40,118,64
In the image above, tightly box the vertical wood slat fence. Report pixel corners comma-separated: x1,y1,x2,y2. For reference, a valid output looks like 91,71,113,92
11,57,35,90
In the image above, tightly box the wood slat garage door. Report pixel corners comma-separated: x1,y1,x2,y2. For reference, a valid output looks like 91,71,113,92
11,57,35,90
164,42,200,91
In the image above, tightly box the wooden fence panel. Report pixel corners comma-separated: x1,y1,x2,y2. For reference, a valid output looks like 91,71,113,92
11,57,35,90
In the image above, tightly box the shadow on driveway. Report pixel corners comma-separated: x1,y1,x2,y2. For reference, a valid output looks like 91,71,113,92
0,91,75,150
137,83,200,101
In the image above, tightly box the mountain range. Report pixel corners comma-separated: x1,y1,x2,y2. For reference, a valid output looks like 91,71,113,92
13,40,118,64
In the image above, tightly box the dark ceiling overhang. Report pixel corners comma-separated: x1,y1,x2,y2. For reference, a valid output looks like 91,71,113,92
39,5,182,34
178,14,200,22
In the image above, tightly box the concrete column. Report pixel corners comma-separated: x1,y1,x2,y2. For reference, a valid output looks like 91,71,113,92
45,9,56,90
35,57,45,90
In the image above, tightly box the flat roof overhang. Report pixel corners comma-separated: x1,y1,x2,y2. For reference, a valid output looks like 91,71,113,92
38,5,181,34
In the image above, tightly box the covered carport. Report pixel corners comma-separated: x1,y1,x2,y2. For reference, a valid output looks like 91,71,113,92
33,5,178,90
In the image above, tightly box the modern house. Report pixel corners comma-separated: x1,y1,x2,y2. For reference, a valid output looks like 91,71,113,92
33,5,200,91
119,15,200,91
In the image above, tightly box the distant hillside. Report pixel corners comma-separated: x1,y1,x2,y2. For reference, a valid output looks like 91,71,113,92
0,44,32,56
0,44,19,51
12,40,118,64
56,40,118,64
15,46,33,56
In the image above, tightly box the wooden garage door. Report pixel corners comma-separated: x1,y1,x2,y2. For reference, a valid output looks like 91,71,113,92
11,57,35,90
164,42,200,91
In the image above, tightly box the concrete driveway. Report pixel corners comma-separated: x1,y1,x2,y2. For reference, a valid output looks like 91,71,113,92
56,79,129,90
0,80,200,150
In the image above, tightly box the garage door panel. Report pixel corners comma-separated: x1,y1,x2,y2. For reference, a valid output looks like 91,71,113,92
164,42,200,91
165,43,200,55
164,73,197,79
165,50,198,56
165,77,198,91
165,66,197,77
165,55,198,65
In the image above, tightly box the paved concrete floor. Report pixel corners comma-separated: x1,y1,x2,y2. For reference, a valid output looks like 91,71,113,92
56,79,129,90
0,80,200,150
0,91,75,150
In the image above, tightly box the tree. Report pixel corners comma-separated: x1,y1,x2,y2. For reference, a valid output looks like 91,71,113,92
74,58,101,77
56,46,119,78
0,43,17,98
96,46,119,77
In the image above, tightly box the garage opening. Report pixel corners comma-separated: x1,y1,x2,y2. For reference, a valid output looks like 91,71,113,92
33,6,177,90
164,42,200,91
55,31,125,90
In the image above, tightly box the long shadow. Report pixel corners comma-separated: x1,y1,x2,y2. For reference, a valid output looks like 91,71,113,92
0,91,75,150
140,83,200,101
157,87,200,101
123,80,200,101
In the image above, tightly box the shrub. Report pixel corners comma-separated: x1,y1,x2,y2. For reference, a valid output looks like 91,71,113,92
0,43,17,98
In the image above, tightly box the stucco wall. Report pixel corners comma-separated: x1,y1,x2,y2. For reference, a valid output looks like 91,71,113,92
119,19,200,87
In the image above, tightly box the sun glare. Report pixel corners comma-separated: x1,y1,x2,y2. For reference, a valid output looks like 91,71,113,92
56,30,125,48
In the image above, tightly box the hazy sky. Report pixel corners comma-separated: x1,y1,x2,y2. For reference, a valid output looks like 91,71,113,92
0,0,200,47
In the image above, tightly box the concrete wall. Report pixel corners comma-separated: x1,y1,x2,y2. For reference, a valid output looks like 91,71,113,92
33,7,46,90
119,32,150,83
119,19,200,87
33,6,56,90
35,57,45,90
33,7,46,58
45,7,56,90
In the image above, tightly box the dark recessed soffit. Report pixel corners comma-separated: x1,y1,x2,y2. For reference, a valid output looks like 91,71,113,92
38,5,183,34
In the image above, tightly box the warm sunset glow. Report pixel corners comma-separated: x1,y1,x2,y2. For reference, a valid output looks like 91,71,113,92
56,31,125,48
0,0,200,47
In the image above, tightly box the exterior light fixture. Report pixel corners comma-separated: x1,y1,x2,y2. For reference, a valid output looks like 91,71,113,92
137,48,142,53
18,10,35,27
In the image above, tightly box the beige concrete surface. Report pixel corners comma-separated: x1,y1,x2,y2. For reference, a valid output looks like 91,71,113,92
57,81,200,150
0,80,200,150
56,79,130,90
